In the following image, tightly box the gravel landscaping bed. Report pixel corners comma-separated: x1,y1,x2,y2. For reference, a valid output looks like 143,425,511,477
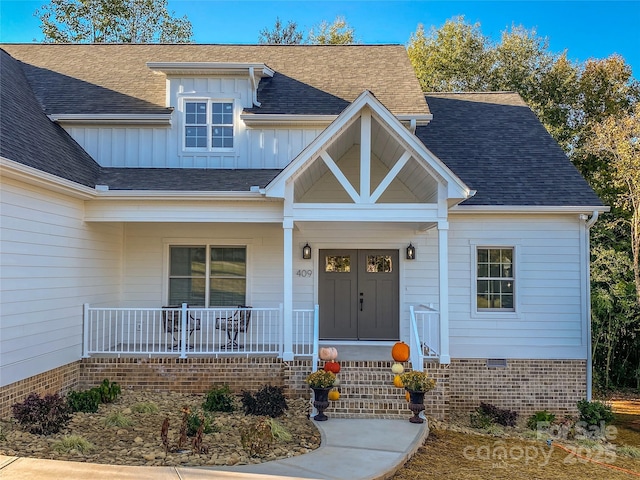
0,390,321,467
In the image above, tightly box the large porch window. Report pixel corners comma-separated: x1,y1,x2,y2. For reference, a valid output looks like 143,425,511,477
169,246,246,306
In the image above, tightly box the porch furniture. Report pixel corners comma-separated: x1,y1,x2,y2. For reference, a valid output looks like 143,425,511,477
162,306,200,349
215,305,252,349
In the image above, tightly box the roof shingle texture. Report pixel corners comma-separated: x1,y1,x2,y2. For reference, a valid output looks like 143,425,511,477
417,92,603,207
0,49,101,187
1,44,429,116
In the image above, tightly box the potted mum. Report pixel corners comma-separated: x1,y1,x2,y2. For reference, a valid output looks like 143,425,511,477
399,370,436,424
305,370,336,421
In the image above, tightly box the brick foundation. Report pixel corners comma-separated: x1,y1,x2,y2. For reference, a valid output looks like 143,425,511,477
1,357,586,421
0,362,81,419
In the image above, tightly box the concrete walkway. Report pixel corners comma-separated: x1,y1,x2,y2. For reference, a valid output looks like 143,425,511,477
0,418,428,480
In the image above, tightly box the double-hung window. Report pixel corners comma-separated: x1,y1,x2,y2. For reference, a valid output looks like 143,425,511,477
169,246,246,307
184,101,234,150
476,247,514,311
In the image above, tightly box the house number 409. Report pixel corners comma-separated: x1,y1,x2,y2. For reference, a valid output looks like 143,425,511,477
296,270,313,277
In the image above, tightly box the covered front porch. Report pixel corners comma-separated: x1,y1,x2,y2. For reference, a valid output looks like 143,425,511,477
82,303,440,368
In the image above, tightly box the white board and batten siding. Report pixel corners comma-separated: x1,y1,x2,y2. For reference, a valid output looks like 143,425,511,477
65,74,323,171
448,214,588,360
0,178,124,387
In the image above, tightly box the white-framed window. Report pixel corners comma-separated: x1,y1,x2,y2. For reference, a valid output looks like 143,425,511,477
168,245,246,306
184,100,234,150
475,246,515,311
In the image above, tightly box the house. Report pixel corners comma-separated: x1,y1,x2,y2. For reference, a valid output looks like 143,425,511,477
0,44,606,420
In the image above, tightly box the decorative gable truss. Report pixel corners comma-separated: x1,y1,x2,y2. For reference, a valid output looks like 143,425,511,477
266,91,474,224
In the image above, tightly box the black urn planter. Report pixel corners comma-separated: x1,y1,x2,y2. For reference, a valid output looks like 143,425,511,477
406,390,426,424
311,387,331,421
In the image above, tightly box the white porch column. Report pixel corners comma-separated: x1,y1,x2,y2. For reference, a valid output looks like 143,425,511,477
438,220,451,364
282,217,294,361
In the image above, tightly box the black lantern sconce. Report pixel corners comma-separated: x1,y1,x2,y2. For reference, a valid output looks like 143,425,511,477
302,243,312,260
406,243,416,260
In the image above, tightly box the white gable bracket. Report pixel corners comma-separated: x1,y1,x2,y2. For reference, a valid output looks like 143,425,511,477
370,151,412,203
320,151,360,203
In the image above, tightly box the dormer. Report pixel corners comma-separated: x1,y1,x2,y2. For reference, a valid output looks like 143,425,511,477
148,62,274,156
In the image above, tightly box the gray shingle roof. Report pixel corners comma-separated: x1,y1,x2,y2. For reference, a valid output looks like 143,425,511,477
1,44,429,116
417,92,603,207
0,49,101,187
97,168,281,191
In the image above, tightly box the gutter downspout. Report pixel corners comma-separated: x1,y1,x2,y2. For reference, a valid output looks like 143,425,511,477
248,67,261,107
583,210,599,400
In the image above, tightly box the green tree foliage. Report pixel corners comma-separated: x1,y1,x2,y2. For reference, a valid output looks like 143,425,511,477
407,18,491,91
258,17,303,44
407,16,640,391
308,16,356,45
36,0,193,43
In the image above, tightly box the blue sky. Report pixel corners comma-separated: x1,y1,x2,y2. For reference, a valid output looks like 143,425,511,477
1,1,638,78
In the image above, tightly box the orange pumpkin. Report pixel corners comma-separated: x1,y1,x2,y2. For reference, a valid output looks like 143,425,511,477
319,347,338,361
323,361,341,374
328,389,340,401
391,341,410,362
393,375,404,388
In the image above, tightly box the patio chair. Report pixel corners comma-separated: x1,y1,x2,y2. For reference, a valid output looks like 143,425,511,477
162,305,200,349
215,305,252,349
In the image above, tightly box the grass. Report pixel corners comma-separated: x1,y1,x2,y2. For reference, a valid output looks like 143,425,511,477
53,435,95,454
131,402,159,414
103,412,133,428
394,397,640,480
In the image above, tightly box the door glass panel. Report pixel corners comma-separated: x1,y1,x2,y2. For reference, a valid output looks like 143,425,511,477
366,255,392,273
325,256,351,272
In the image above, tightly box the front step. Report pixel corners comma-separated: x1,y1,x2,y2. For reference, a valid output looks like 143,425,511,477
320,360,414,419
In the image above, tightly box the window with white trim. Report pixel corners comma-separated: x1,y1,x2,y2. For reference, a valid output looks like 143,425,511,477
476,247,514,311
169,245,246,306
184,101,234,150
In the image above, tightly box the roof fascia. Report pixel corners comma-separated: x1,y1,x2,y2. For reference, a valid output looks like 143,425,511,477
0,157,96,199
240,113,433,128
450,205,610,214
265,90,470,200
147,62,275,78
91,190,273,201
49,114,172,126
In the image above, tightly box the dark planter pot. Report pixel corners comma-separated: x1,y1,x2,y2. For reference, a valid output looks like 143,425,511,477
406,389,426,424
311,387,331,421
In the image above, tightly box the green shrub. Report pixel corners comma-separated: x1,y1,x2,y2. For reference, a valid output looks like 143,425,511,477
577,399,614,426
103,412,133,428
526,410,556,430
241,385,288,418
53,435,95,454
202,385,235,413
95,379,121,403
186,409,215,437
12,393,71,435
67,389,101,413
470,409,494,429
131,402,159,414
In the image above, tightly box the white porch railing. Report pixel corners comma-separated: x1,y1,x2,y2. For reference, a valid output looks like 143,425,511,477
83,303,319,359
408,304,440,371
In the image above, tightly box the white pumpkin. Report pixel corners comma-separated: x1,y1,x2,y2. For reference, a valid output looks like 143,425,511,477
319,347,338,361
391,362,405,374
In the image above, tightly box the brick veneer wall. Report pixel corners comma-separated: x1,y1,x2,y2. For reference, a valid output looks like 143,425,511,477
79,357,286,393
0,361,81,419
0,357,586,421
448,359,587,418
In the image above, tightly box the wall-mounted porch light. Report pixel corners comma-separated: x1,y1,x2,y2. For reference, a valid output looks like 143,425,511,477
406,243,416,260
302,243,312,260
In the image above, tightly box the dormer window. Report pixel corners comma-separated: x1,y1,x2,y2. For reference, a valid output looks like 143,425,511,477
184,100,234,150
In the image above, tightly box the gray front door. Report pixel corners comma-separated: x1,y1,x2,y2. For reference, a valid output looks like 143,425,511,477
318,249,399,340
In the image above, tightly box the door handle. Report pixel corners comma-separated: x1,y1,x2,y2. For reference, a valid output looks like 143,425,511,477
359,293,364,311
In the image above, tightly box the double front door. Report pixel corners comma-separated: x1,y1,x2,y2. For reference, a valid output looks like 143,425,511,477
318,249,399,340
